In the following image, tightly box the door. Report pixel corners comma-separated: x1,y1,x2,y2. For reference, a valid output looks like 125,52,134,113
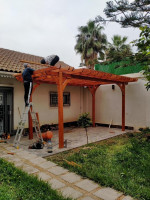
0,87,13,136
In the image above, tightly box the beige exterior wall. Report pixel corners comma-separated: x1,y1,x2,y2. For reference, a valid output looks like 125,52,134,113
1,72,150,131
0,74,84,130
32,84,83,126
83,73,150,131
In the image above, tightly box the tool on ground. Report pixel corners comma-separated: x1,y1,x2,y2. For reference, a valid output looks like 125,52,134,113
0,133,10,139
47,139,53,153
13,102,43,149
42,130,53,153
7,152,14,155
28,139,44,149
0,140,7,143
42,130,53,141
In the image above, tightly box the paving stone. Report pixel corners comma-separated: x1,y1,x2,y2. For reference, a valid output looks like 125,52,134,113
14,162,27,168
94,187,123,200
38,161,56,169
26,154,38,160
60,172,81,183
0,152,3,157
60,186,83,199
30,157,46,164
24,155,38,161
0,154,14,161
21,152,38,159
23,165,39,174
37,172,52,181
48,178,65,189
122,196,134,200
5,146,15,151
81,197,95,200
15,151,27,157
48,166,68,175
7,148,20,153
0,143,8,147
10,157,21,163
75,179,99,192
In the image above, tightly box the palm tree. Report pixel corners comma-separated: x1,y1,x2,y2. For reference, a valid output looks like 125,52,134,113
106,35,133,62
75,20,107,69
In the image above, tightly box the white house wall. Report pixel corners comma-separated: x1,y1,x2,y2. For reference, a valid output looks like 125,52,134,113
83,74,150,131
32,84,83,126
1,72,150,131
0,77,84,130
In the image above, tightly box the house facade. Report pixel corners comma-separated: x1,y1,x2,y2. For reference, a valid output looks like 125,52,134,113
0,48,149,136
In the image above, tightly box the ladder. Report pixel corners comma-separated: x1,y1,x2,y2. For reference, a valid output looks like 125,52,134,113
13,103,43,148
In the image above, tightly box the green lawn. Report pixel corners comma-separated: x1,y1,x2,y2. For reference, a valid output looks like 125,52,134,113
0,159,71,200
47,131,150,200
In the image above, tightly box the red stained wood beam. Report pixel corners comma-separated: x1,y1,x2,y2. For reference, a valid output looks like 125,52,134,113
57,72,64,148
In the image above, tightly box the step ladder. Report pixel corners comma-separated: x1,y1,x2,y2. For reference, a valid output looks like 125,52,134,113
13,103,43,148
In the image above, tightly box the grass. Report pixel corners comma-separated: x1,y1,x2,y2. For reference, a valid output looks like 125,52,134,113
47,131,150,200
0,159,71,200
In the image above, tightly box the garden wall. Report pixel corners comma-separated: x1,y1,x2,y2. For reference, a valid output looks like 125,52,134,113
83,72,150,131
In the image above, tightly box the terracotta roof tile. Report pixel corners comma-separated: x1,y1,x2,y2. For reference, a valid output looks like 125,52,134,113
0,48,71,73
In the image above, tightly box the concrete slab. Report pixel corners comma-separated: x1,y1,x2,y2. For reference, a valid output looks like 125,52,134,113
75,179,99,192
29,157,46,165
122,196,134,200
37,172,52,181
60,186,83,199
48,166,68,175
0,143,8,147
94,187,123,200
9,157,22,164
48,178,65,189
60,172,82,183
0,154,14,161
7,126,130,157
23,165,39,174
38,161,57,169
15,163,28,168
80,197,95,200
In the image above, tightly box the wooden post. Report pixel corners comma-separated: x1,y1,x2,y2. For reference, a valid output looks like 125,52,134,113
92,91,96,127
57,72,64,148
122,84,125,131
117,83,125,131
88,85,100,127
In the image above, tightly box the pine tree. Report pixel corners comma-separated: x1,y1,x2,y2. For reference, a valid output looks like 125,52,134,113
95,0,150,28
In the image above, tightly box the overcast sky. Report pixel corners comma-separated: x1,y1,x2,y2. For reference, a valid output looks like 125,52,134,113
0,0,140,67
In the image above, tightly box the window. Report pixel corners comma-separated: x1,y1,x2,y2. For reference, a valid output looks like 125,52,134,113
50,92,58,107
50,92,70,107
63,92,70,106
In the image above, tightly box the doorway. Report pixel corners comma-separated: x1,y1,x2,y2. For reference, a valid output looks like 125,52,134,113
0,87,13,136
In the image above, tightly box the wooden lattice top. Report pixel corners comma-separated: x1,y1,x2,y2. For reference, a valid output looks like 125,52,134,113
15,61,138,87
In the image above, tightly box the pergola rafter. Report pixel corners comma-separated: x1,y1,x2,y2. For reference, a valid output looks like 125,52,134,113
15,61,138,148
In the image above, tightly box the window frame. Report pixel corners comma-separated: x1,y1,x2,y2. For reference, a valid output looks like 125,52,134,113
50,91,70,107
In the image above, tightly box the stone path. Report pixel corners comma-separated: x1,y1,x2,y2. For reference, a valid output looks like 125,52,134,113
0,143,134,200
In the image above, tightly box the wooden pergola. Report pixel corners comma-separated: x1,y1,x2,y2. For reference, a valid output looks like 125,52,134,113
15,61,138,148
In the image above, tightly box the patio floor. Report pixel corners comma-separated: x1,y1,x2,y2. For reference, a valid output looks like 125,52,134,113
8,126,131,157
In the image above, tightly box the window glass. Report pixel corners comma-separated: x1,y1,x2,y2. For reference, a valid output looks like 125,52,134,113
50,92,70,107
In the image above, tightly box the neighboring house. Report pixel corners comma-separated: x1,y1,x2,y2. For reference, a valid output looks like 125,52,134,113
0,48,149,136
